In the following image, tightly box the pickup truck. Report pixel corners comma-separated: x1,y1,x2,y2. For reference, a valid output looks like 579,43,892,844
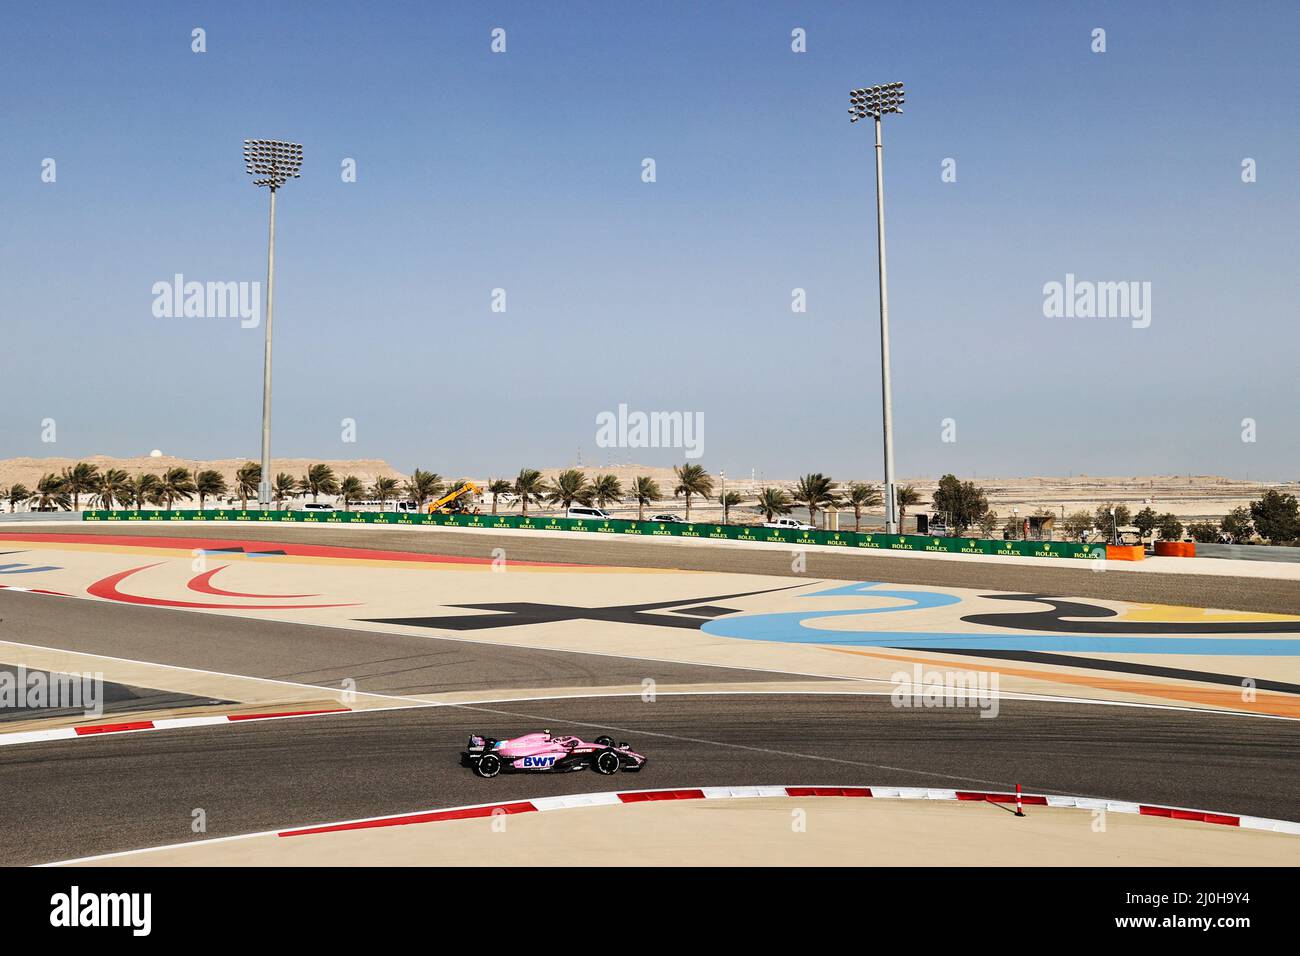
762,516,815,531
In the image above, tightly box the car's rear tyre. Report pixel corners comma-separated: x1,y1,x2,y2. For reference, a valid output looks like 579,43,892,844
592,749,621,775
475,753,503,778
594,735,615,747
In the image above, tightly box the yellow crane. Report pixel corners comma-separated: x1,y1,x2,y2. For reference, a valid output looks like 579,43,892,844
427,481,483,514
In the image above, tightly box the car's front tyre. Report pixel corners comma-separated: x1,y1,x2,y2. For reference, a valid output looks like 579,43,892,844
474,753,503,778
592,750,621,775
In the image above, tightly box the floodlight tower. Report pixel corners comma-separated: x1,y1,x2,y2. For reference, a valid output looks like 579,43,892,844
849,83,905,534
243,139,303,508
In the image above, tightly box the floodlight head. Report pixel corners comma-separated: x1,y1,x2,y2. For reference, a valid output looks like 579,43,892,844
848,82,906,123
243,139,304,189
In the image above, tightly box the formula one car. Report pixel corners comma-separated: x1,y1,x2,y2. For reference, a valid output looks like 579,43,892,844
461,730,647,778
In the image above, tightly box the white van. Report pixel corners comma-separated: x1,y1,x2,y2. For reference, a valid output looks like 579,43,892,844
566,506,612,521
294,501,335,513
763,516,814,531
353,500,418,513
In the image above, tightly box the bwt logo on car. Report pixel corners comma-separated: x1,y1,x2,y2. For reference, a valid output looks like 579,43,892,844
521,755,557,768
49,886,151,936
151,273,261,328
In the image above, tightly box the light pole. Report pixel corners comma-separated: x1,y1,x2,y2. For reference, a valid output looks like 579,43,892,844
243,139,303,507
720,470,727,525
849,82,905,534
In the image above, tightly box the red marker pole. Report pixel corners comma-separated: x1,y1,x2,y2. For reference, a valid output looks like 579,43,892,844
1015,783,1025,817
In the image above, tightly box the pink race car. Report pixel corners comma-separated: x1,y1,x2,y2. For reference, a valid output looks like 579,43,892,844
461,730,647,778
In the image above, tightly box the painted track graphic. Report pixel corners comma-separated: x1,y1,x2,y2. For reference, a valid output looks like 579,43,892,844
4,529,1295,712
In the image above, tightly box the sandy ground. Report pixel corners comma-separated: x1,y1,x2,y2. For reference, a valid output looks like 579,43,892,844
61,797,1298,867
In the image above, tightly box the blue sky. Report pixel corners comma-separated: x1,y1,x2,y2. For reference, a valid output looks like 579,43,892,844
1,1,1296,480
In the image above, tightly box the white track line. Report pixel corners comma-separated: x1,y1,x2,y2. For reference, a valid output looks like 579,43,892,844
0,636,428,707
40,784,1298,867
5,683,1295,750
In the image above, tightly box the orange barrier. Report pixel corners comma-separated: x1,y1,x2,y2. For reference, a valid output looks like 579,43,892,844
1106,545,1145,561
1154,541,1197,557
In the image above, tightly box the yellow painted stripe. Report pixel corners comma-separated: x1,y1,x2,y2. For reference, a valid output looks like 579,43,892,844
1118,603,1300,624
823,647,1300,718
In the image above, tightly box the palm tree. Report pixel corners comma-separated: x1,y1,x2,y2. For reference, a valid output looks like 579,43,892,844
371,476,399,512
273,473,297,509
546,469,592,512
3,484,27,514
720,490,746,524
631,476,662,521
404,469,443,512
895,484,922,532
793,473,839,530
298,463,341,503
60,461,100,511
339,476,365,510
672,464,714,521
127,474,159,511
514,468,546,516
157,467,196,510
32,473,71,512
194,469,227,510
591,474,623,510
236,462,261,510
487,479,512,514
845,481,882,532
93,469,133,510
757,487,792,522
145,479,170,508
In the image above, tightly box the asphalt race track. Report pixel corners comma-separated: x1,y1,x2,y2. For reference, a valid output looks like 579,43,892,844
3,693,1296,866
45,522,1300,615
1,524,1296,867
